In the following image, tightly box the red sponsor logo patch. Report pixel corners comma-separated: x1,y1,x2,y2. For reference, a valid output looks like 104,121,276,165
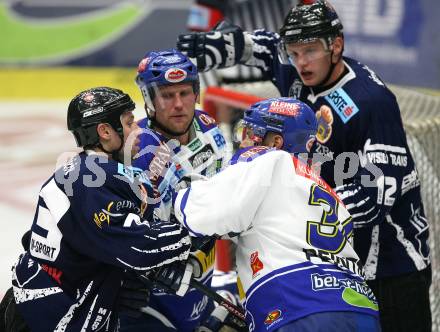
165,68,187,83
250,251,263,277
268,101,300,117
137,57,150,73
264,309,282,325
41,264,63,285
344,106,353,116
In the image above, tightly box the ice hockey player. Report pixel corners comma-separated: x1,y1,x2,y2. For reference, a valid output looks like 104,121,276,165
177,1,431,330
119,49,228,331
172,97,380,332
7,87,192,332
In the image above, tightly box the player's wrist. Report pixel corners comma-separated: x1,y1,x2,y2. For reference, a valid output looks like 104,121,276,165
241,32,253,62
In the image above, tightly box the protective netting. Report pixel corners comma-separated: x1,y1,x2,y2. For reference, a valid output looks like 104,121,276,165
392,86,440,331
214,82,440,331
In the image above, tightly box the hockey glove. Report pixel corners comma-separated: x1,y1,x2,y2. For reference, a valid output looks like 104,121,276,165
0,287,30,332
117,272,150,318
150,261,194,297
196,305,248,332
21,230,31,251
189,236,217,279
177,20,247,72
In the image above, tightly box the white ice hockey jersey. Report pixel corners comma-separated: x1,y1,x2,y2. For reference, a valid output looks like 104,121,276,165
174,147,379,332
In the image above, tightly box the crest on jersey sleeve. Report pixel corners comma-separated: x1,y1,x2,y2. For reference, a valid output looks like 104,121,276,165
250,251,264,278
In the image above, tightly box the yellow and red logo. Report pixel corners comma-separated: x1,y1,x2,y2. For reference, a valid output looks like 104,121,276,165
264,309,282,325
250,251,263,277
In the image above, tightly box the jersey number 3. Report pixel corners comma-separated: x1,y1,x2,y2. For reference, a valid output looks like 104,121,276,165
306,184,353,254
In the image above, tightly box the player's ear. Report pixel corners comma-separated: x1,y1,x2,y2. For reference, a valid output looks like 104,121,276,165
263,132,284,150
96,123,112,140
332,36,344,61
273,134,284,150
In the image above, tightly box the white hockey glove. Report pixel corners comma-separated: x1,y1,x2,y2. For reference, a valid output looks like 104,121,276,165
177,20,248,71
196,299,248,332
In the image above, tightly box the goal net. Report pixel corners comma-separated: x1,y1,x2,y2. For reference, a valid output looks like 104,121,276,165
204,82,440,331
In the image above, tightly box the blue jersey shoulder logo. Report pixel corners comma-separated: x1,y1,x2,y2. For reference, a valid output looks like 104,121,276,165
325,88,360,124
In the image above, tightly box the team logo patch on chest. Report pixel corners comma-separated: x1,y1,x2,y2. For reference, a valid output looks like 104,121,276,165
316,105,334,144
250,251,264,277
188,144,215,169
324,88,360,124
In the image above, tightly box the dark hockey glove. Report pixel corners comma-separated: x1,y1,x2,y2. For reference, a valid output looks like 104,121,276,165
177,20,246,71
0,287,30,332
117,272,150,318
150,261,194,297
21,230,31,250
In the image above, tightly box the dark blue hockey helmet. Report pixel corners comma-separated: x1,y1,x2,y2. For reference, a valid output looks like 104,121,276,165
135,49,200,116
239,97,317,153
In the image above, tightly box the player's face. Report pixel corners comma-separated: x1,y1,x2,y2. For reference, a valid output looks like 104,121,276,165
120,111,141,158
285,40,332,86
153,82,197,137
234,120,263,148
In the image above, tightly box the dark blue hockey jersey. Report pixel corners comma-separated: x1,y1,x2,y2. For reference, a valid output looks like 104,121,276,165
12,152,191,332
131,110,226,331
238,30,430,280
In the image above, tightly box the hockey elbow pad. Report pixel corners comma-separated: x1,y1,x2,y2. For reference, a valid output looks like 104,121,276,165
177,20,246,72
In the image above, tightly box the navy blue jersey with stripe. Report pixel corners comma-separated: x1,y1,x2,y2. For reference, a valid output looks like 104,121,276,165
12,152,191,332
238,30,430,280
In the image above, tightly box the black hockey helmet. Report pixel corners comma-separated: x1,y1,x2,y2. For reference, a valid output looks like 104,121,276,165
279,0,343,44
67,87,136,148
